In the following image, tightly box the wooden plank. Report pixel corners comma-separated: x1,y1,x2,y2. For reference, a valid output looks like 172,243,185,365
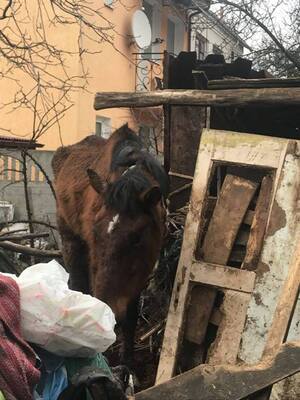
201,129,287,169
208,290,251,365
264,243,300,357
185,286,216,345
208,77,300,89
242,174,274,271
190,261,256,293
138,342,300,400
168,105,206,210
155,140,214,384
201,175,258,264
94,88,300,110
185,175,257,345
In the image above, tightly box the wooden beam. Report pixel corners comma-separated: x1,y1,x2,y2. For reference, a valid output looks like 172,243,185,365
137,342,300,400
94,88,300,110
190,261,256,293
208,77,300,90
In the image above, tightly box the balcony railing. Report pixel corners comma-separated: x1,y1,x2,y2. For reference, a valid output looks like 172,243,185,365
133,53,164,92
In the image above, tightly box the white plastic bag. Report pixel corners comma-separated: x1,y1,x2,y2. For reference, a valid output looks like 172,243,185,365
2,260,116,357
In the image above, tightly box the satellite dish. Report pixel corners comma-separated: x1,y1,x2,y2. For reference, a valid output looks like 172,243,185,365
131,10,152,49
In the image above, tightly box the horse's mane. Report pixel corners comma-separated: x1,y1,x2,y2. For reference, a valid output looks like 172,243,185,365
105,125,168,215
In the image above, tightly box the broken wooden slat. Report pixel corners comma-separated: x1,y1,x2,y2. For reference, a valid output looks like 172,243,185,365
185,175,257,346
263,243,300,357
207,290,251,365
94,88,300,110
185,286,216,345
242,174,274,271
190,261,256,293
138,342,300,400
202,175,258,264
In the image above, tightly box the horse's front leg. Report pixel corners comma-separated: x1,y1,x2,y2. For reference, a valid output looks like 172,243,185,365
58,217,90,294
119,297,139,371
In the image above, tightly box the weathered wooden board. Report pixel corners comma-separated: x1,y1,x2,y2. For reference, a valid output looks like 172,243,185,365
208,77,300,89
242,174,274,271
167,105,206,210
139,342,300,400
207,290,251,365
201,174,258,264
155,133,214,384
190,261,256,293
264,243,300,357
185,285,216,345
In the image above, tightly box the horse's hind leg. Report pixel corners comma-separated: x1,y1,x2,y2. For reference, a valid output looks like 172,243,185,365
58,218,90,294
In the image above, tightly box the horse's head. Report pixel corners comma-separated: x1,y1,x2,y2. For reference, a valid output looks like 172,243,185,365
86,126,168,321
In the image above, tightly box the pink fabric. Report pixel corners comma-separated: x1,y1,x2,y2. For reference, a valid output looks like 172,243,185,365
0,275,40,400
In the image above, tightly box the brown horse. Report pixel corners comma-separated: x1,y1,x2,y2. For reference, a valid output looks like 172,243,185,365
52,124,168,367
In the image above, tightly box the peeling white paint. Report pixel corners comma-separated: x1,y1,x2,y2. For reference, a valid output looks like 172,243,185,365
107,214,119,234
239,153,300,364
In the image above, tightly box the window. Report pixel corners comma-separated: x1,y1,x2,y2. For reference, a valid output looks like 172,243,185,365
95,116,111,139
195,33,207,60
167,19,175,54
213,44,223,55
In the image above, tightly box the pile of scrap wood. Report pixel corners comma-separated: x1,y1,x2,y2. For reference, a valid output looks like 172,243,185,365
107,129,300,399
94,76,300,399
0,222,61,274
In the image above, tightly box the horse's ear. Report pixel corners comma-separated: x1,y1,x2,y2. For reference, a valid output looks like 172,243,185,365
87,169,104,194
141,186,162,208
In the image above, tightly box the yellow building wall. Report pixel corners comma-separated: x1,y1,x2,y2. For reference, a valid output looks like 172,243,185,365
0,1,188,150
